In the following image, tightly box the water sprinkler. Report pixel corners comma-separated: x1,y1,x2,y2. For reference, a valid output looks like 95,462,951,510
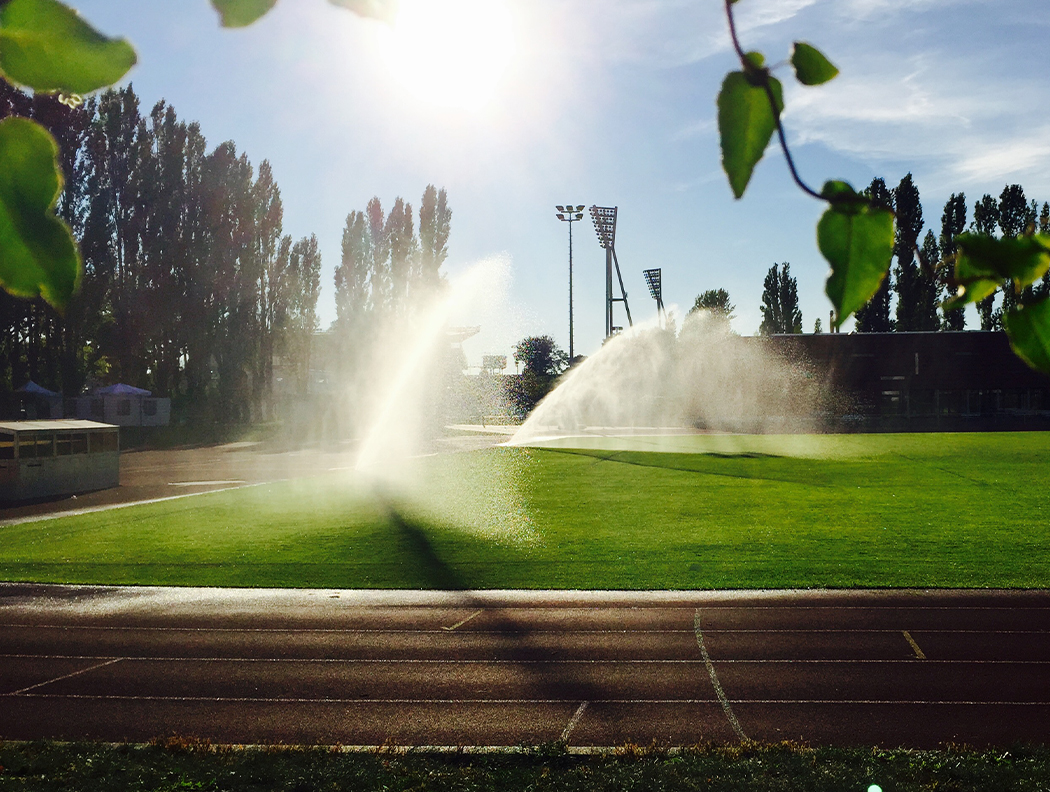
555,204,586,360
588,205,633,339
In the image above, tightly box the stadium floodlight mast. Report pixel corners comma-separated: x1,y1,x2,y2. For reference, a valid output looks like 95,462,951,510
643,268,665,326
589,205,633,339
555,204,586,360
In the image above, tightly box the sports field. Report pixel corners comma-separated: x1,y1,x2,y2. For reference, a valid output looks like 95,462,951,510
1,432,1047,589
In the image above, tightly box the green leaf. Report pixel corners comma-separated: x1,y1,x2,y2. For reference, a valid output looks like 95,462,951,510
948,233,1050,308
0,0,136,94
717,70,783,199
818,180,895,326
0,117,81,311
328,0,399,23
1004,297,1050,373
211,0,278,28
791,42,839,86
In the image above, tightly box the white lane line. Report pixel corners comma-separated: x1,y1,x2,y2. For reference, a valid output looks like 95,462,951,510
903,630,927,659
560,702,589,743
7,694,1047,705
3,654,1048,665
2,624,1046,635
8,658,123,695
694,609,748,742
168,480,246,487
442,610,483,631
0,483,268,526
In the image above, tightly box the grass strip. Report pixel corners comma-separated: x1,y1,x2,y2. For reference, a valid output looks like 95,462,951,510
1,739,1048,791
2,432,1048,589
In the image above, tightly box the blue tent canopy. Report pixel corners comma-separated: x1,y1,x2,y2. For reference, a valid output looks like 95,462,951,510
16,380,60,397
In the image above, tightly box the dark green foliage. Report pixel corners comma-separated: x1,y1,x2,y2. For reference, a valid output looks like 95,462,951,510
690,288,736,324
892,174,938,331
940,192,967,330
0,79,321,421
853,178,894,332
3,737,1050,791
506,335,568,417
759,263,802,334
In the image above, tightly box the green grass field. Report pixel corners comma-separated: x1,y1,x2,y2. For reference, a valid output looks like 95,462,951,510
1,432,1048,589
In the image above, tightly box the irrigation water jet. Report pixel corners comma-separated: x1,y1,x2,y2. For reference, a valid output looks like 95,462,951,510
508,310,832,451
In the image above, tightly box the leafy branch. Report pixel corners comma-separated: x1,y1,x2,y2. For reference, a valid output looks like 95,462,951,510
718,0,1050,372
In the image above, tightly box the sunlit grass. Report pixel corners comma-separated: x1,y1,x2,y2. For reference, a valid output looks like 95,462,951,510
1,432,1048,589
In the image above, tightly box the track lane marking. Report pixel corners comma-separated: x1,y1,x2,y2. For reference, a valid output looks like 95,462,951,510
2,624,1046,635
694,609,748,741
7,658,122,695
442,610,483,631
902,630,927,659
6,694,1046,705
2,654,1048,665
560,702,588,742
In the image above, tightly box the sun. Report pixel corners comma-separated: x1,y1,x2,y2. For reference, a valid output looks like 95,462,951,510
381,0,515,111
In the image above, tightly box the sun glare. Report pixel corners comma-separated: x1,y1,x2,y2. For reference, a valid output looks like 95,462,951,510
381,0,515,111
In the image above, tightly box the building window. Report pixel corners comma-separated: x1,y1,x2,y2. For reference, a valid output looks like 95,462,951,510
143,400,157,417
90,399,104,417
117,399,131,416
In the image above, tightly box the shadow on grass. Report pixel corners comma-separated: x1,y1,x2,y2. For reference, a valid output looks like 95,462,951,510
539,447,829,486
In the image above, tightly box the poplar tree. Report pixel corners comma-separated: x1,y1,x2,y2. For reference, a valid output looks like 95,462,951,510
854,178,894,332
759,263,802,334
939,193,967,330
892,173,930,331
971,194,1001,330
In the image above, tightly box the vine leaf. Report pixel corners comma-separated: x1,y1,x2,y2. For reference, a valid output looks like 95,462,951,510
944,233,1050,308
717,69,783,198
1004,297,1050,373
791,42,838,86
212,0,279,28
818,180,894,326
328,0,399,23
0,0,136,94
0,117,81,312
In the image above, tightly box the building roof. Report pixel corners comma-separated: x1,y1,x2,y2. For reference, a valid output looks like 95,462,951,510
94,383,152,396
0,419,119,433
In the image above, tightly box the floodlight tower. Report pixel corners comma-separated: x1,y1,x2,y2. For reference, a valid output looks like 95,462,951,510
643,268,665,327
589,205,632,339
555,204,585,360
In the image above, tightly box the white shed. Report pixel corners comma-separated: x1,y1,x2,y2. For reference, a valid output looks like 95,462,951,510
0,419,120,502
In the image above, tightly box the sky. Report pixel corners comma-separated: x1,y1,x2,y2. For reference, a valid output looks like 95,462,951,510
71,0,1050,369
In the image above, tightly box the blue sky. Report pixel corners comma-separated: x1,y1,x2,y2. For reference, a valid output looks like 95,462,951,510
72,0,1050,367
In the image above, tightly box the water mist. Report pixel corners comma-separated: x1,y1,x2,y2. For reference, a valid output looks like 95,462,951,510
509,310,832,451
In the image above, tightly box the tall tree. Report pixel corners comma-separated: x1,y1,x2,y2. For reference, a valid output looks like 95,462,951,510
759,263,802,334
418,184,451,295
998,184,1031,319
1037,202,1050,300
690,289,735,326
283,235,322,396
939,192,967,330
971,193,1000,330
855,177,894,332
892,174,937,331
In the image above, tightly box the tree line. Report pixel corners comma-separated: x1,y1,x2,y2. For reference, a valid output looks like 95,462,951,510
692,177,1050,336
0,79,321,424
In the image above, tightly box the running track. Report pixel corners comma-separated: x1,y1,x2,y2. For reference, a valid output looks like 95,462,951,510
1,585,1048,748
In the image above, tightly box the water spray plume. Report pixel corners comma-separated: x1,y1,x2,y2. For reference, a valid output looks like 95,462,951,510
509,310,833,453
